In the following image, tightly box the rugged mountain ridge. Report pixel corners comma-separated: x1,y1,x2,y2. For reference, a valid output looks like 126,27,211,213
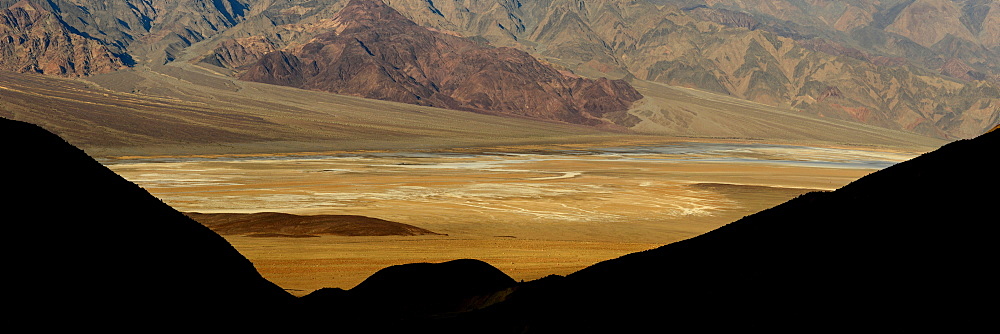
2,0,996,138
239,0,643,127
379,0,1000,139
0,0,250,71
0,0,127,76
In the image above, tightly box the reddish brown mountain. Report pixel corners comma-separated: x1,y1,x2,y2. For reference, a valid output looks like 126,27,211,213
239,0,642,127
0,0,126,76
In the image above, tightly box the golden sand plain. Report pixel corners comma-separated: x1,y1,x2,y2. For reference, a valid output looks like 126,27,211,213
106,142,917,295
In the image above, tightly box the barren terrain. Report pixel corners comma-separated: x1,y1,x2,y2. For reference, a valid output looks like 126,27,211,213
107,142,916,295
2,52,946,297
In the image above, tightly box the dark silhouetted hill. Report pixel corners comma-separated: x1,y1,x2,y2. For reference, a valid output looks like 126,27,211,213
316,124,997,333
1,117,295,328
301,259,517,331
5,114,996,332
450,124,998,333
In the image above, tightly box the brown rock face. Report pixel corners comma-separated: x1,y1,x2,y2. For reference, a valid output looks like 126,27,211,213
0,0,126,76
240,0,642,127
201,36,280,69
940,57,987,81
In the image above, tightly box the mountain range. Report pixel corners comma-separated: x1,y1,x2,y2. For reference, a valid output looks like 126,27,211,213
2,0,998,139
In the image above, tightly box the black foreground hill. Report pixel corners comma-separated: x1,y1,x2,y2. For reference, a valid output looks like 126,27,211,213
297,124,998,332
432,125,998,333
3,115,997,331
2,117,295,328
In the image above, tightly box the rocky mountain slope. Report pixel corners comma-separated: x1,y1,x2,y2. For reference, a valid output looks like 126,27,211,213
0,0,127,75
1,0,250,69
2,0,996,139
238,0,643,127
378,0,1000,139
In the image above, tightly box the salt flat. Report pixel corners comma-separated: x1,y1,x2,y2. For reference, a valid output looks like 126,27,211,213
105,141,917,294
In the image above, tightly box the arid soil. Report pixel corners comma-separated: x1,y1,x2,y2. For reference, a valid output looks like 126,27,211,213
106,141,915,295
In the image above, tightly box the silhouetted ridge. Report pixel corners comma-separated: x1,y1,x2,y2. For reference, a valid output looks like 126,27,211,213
339,127,997,333
302,259,517,329
352,259,516,297
1,117,294,328
498,128,999,333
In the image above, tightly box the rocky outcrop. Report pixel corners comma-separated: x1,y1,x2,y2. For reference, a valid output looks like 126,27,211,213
200,36,280,69
686,6,761,31
941,57,986,81
0,0,126,76
240,0,643,127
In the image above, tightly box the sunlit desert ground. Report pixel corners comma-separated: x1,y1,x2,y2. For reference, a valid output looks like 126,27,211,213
106,141,918,295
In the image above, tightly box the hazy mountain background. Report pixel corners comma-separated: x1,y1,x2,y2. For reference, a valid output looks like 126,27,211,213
3,0,998,140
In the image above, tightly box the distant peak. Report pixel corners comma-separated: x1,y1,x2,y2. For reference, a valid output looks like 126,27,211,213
335,0,408,23
6,0,45,20
327,0,415,34
7,0,39,12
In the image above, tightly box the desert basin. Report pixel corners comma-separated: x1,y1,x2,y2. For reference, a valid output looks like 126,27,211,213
104,140,917,295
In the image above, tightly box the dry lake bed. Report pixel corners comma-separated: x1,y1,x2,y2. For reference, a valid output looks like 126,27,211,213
104,141,917,295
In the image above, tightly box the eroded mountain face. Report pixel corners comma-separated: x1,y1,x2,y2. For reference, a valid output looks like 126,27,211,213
0,0,127,76
378,0,1000,139
2,0,997,138
1,0,250,67
239,0,643,127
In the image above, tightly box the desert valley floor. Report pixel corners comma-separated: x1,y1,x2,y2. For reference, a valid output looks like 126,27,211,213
105,140,917,295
